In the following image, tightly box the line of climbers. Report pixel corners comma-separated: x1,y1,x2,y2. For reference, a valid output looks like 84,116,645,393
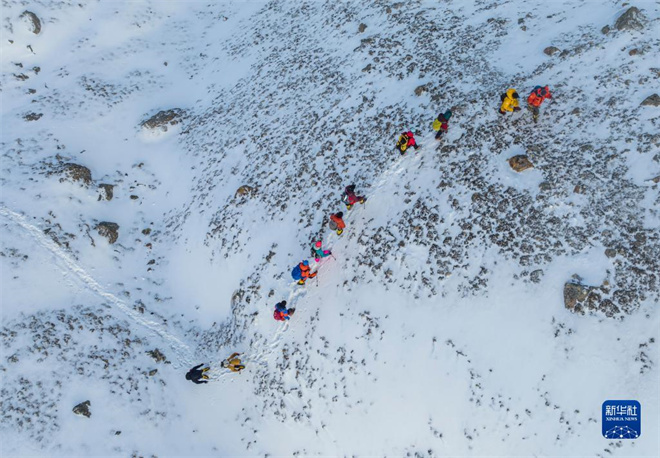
186,84,552,384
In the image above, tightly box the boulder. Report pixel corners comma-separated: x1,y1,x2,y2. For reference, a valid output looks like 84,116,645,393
60,163,92,186
235,185,257,198
508,155,534,172
146,348,167,363
72,400,91,418
564,282,590,310
141,109,184,131
640,94,660,107
24,112,42,121
20,11,41,35
614,7,647,31
98,184,114,201
96,222,119,244
358,23,367,33
543,46,560,56
414,84,430,96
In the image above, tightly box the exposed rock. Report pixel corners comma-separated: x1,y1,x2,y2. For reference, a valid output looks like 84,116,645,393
628,48,639,56
530,269,543,283
640,94,660,107
543,46,560,56
601,25,610,34
235,185,257,198
508,155,534,172
142,228,151,235
23,112,42,121
605,248,617,258
141,109,184,131
148,369,158,376
98,184,114,201
651,175,660,184
563,282,591,310
615,7,647,31
72,400,91,418
362,63,373,73
414,83,430,96
20,11,41,35
573,184,585,194
146,348,167,363
96,222,119,244
570,107,580,115
60,163,92,185
358,23,367,33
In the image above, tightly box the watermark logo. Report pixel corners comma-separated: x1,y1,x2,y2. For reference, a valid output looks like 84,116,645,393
602,400,641,439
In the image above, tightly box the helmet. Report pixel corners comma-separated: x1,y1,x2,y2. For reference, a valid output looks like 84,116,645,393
336,211,343,218
407,131,413,136
302,260,309,266
281,300,287,306
315,241,322,248
444,110,452,120
512,92,519,99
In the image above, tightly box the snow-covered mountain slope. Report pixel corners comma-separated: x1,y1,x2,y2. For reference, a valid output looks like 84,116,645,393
1,0,659,456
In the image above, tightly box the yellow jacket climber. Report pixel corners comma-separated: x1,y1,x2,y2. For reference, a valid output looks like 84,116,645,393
499,88,521,114
221,352,245,372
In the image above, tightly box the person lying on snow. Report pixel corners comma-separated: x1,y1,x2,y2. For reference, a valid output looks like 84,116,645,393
185,363,210,384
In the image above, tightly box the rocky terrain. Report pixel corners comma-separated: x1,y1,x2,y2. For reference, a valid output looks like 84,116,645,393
1,1,659,456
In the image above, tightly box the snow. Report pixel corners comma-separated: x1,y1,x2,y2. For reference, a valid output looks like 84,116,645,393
2,0,659,456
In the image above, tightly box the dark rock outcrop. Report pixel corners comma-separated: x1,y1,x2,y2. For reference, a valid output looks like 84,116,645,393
141,109,184,131
615,7,647,31
20,11,41,34
96,222,119,244
641,94,660,107
60,163,92,185
72,400,91,418
98,184,114,201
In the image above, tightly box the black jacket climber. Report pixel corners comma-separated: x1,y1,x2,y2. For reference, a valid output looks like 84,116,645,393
185,363,210,384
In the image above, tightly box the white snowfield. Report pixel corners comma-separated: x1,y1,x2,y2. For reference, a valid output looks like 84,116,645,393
1,0,659,457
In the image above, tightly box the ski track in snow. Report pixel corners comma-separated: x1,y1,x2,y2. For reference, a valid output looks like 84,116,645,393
0,206,195,368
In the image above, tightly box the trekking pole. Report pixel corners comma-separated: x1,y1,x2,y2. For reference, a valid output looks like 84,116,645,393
329,253,336,261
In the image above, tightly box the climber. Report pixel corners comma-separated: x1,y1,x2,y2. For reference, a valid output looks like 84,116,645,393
433,110,452,140
328,211,346,235
311,240,332,262
185,363,210,384
273,300,295,321
396,130,419,154
291,260,317,285
221,352,245,372
527,85,552,123
342,184,366,210
499,89,521,115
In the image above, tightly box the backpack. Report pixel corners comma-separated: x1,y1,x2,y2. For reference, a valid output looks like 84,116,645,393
500,93,507,102
291,265,302,280
273,310,285,321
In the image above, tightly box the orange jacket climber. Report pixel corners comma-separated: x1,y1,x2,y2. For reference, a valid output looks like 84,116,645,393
329,212,346,235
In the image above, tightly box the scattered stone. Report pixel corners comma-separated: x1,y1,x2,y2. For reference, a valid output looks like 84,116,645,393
605,248,617,258
563,282,590,310
628,48,639,56
543,46,560,56
72,400,91,418
147,259,155,265
96,222,119,244
23,112,42,121
615,7,647,31
140,109,184,131
640,94,660,107
148,369,158,376
573,184,586,194
601,25,610,34
414,83,430,96
20,11,41,35
60,163,92,185
146,348,167,363
114,431,122,436
570,107,580,115
14,73,29,81
361,63,373,73
235,185,257,198
508,155,534,172
651,175,660,184
98,184,114,201
358,23,367,33
530,269,543,283
142,228,152,235
130,195,139,200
